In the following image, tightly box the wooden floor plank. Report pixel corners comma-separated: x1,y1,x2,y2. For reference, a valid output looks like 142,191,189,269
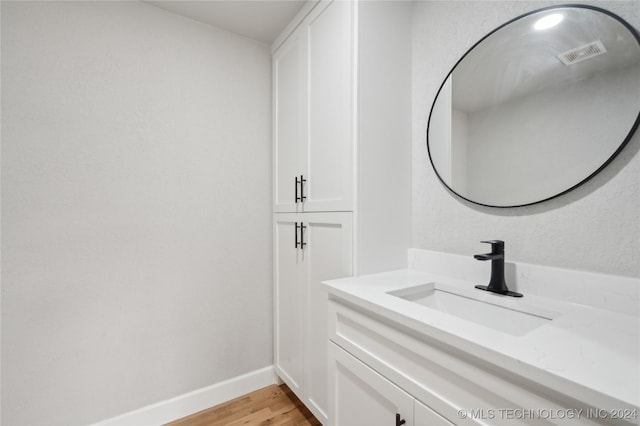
169,386,283,426
165,384,321,426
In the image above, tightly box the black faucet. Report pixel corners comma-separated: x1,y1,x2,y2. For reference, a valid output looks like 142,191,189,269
474,240,522,297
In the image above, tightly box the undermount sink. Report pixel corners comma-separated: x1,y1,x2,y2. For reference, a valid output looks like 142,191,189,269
387,283,562,336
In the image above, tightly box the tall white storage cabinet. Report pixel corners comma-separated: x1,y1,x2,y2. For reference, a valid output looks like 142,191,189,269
273,0,353,213
272,1,412,423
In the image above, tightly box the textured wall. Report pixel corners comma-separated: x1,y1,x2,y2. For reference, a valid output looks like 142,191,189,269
412,0,640,277
1,2,272,424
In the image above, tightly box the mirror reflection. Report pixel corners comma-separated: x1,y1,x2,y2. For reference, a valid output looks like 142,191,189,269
427,6,640,207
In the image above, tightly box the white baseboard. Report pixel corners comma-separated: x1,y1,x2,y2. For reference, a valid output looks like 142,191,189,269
94,365,278,426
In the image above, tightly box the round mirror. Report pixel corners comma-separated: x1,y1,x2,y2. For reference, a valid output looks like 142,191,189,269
427,5,640,208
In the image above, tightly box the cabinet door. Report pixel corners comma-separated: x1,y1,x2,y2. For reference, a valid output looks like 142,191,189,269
329,342,413,426
302,213,352,423
273,28,307,213
304,0,354,212
273,214,304,393
415,400,454,426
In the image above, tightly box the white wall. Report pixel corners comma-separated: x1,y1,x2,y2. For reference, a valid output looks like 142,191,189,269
1,2,272,424
413,0,639,277
356,0,413,275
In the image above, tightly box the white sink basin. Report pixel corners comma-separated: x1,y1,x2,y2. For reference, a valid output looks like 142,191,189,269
387,283,562,336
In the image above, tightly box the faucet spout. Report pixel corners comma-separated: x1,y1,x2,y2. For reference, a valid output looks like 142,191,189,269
474,253,503,261
473,240,522,297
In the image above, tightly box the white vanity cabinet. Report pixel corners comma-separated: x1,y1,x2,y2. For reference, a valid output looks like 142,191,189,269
273,212,352,422
326,297,629,426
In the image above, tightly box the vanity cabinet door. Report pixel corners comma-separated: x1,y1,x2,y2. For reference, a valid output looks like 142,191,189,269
329,342,414,426
415,400,454,426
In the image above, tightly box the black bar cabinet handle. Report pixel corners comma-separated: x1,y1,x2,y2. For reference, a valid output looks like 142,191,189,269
294,222,299,248
300,223,307,249
395,414,406,426
300,174,307,202
295,177,299,203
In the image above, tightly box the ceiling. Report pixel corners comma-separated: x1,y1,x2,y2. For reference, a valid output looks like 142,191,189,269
146,1,309,45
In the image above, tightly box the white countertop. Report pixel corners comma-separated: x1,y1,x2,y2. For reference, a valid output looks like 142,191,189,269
323,269,640,411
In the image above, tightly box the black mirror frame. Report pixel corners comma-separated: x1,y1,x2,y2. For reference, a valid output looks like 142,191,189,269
426,4,640,208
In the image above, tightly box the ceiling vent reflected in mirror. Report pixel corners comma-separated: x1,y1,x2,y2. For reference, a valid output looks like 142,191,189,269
558,40,607,66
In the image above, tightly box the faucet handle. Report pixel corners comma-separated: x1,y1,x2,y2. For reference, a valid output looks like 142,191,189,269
480,240,504,253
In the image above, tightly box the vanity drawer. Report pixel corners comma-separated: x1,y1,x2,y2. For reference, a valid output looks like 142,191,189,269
328,299,623,426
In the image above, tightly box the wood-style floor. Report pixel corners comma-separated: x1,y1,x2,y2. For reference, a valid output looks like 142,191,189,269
165,384,322,426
